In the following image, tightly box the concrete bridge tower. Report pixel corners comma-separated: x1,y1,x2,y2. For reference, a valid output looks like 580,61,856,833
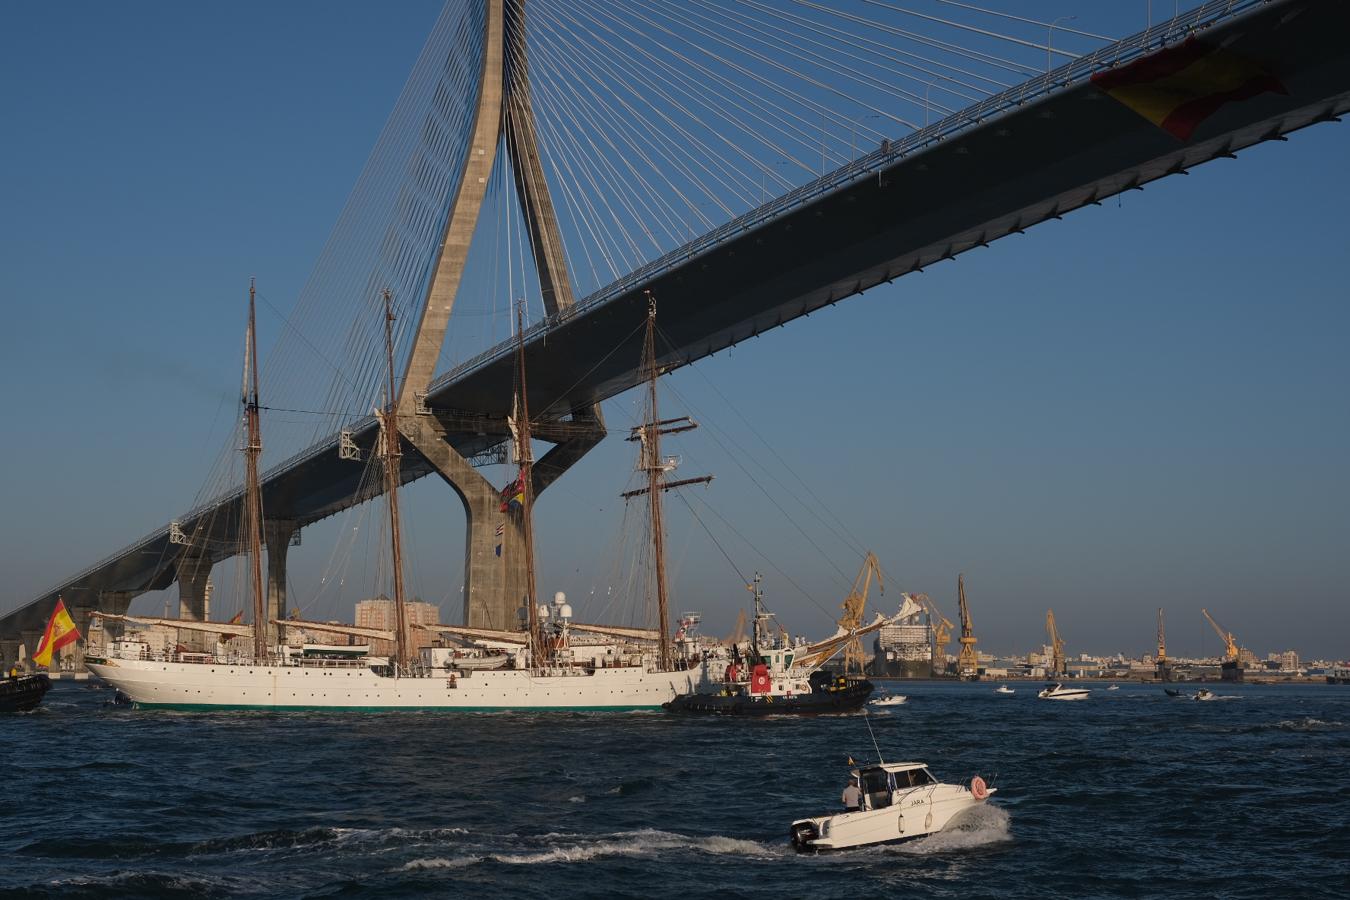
394,0,604,630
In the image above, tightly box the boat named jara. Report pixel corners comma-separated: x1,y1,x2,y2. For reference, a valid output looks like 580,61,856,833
1037,682,1091,701
790,762,995,852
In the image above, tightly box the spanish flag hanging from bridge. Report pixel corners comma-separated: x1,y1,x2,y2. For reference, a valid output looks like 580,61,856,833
1091,37,1285,141
31,598,81,667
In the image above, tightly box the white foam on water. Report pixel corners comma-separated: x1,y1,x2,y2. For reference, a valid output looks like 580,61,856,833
485,829,779,865
890,804,1012,855
567,795,586,803
401,856,479,871
1274,717,1345,731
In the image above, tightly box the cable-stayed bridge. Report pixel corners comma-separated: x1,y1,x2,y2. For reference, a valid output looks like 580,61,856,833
4,0,1348,662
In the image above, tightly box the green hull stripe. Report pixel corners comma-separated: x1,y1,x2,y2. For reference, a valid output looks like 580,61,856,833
130,702,663,712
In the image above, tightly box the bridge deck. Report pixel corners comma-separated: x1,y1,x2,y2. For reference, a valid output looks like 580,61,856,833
7,0,1349,633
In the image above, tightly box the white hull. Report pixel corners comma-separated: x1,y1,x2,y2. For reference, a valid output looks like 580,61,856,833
793,784,992,851
1038,690,1090,701
86,657,706,710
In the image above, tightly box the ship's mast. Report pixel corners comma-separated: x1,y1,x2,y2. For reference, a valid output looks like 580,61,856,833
513,300,541,665
243,279,267,661
621,294,711,671
749,573,766,662
381,289,410,671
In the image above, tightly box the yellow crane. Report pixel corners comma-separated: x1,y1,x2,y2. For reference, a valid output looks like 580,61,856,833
1046,609,1066,677
956,573,979,679
912,593,954,675
1202,608,1240,663
838,552,883,674
723,609,747,650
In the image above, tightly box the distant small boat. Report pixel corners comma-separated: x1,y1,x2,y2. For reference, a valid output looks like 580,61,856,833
1194,688,1217,702
1106,684,1120,691
995,685,1015,695
1038,683,1090,701
1164,688,1183,697
870,694,907,707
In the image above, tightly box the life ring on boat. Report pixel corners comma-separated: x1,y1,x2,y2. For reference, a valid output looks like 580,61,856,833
970,776,989,800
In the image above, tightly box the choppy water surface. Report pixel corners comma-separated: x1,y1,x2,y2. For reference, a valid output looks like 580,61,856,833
4,681,1348,898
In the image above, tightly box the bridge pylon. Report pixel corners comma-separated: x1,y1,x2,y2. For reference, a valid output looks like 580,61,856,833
394,0,604,630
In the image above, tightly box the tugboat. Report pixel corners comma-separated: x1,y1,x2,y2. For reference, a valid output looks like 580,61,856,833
1,671,51,713
663,576,891,716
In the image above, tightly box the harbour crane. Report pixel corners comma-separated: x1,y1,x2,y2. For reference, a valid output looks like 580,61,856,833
912,593,954,676
1156,608,1167,667
838,552,883,674
956,573,979,679
724,609,746,647
1046,609,1067,677
1156,608,1172,682
1202,608,1240,662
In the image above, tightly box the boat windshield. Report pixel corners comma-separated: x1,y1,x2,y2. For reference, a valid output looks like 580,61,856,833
895,768,935,789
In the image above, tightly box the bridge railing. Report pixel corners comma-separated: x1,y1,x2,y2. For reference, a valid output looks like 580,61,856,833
423,0,1267,397
11,0,1268,616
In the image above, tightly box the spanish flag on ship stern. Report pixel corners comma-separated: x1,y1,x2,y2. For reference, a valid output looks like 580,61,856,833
32,598,81,667
1091,37,1286,141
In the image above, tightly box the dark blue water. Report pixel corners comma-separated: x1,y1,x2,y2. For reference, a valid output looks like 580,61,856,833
4,681,1348,898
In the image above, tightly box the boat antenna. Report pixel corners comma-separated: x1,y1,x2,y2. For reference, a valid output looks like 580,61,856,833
862,708,885,765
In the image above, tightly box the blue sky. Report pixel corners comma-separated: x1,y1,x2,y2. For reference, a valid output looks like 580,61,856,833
2,2,1346,660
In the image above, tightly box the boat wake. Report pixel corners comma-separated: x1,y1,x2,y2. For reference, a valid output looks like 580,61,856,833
401,828,780,870
1268,717,1346,732
887,805,1011,855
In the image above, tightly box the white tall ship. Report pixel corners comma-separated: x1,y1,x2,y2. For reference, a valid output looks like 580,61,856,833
85,633,707,711
88,289,713,711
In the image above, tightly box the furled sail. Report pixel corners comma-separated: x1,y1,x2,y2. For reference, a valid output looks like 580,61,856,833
272,619,393,642
568,622,660,642
415,623,530,645
91,612,254,639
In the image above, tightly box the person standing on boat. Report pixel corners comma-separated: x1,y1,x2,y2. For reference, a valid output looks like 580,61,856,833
842,777,862,812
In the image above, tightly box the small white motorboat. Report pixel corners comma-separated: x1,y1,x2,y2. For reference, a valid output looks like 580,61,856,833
995,685,1015,695
1106,684,1120,691
790,762,995,852
1194,688,1217,701
1037,683,1091,701
870,694,907,707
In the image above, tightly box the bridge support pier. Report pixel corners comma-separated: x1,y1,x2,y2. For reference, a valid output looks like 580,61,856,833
0,639,18,670
96,590,135,647
176,553,212,652
62,603,96,672
264,520,297,648
20,629,43,668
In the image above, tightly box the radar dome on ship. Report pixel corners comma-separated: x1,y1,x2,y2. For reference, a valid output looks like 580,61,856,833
554,591,567,605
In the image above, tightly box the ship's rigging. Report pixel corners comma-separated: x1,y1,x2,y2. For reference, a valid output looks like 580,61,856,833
620,293,712,671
